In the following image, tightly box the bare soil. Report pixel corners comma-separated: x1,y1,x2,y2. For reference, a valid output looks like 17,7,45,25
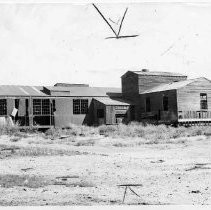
0,134,210,205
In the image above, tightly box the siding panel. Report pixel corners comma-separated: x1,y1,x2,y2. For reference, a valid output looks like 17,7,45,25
177,78,211,111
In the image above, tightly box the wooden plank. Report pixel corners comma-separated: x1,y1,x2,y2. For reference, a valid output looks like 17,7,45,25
138,75,187,93
178,118,211,122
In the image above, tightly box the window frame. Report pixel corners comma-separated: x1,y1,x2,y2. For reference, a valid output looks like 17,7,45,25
0,99,7,116
33,99,51,116
73,99,89,115
200,93,208,110
42,99,51,115
81,99,89,114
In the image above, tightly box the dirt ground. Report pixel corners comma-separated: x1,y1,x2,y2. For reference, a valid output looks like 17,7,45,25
0,134,210,205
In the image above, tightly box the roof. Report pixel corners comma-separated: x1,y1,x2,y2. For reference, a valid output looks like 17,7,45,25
0,85,47,97
121,70,187,78
141,78,207,94
94,97,132,106
132,71,187,77
54,83,89,87
44,86,121,97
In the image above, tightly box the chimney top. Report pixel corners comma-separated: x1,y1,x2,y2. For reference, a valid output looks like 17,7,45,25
141,69,149,72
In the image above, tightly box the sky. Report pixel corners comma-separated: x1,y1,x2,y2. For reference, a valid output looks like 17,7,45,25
0,2,211,87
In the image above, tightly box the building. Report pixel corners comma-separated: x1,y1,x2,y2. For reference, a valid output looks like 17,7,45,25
0,69,211,128
0,84,132,128
121,70,211,125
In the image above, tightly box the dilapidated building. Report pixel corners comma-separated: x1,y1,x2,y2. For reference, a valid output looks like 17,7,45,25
1,69,211,128
121,70,211,125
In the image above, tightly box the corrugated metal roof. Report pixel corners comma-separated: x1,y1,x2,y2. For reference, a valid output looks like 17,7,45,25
94,97,132,106
141,78,203,94
0,85,47,96
44,86,121,97
132,71,187,77
54,83,89,87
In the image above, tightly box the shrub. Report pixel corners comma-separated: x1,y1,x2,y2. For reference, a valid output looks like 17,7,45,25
98,125,118,136
0,123,20,136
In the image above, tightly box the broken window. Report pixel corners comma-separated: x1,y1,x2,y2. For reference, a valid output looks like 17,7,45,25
73,99,89,114
145,97,151,112
200,93,208,110
97,109,104,118
163,96,169,111
0,99,7,115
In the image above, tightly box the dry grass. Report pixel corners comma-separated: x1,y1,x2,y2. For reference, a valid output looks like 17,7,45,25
1,122,211,147
0,174,51,188
44,125,98,140
0,144,88,159
0,174,95,188
98,123,211,140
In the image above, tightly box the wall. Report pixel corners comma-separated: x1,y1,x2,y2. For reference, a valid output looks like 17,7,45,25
92,99,106,125
177,78,211,111
121,72,139,99
121,72,187,121
138,75,187,93
54,97,94,127
137,90,178,124
0,97,30,127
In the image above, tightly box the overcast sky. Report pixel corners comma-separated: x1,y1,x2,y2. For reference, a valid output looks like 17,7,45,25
0,2,211,87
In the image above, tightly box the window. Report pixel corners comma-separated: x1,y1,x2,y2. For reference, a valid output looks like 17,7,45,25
33,99,50,115
81,99,88,114
33,99,42,115
163,96,169,111
42,99,50,115
97,109,104,118
200,93,208,110
73,99,80,114
0,99,7,115
145,97,151,112
115,106,128,110
73,99,89,114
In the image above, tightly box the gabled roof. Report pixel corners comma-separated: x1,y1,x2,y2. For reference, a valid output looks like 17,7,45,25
94,97,132,106
0,85,47,97
44,86,121,97
121,70,187,78
131,70,186,77
141,78,209,94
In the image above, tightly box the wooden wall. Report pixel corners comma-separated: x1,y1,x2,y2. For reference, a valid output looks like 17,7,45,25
93,99,131,125
121,72,139,99
138,75,187,93
137,90,178,123
177,78,211,111
92,99,106,125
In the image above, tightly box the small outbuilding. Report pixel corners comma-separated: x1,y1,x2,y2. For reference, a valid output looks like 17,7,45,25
93,97,133,125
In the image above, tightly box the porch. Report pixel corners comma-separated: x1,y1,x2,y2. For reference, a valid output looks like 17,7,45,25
178,111,211,124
